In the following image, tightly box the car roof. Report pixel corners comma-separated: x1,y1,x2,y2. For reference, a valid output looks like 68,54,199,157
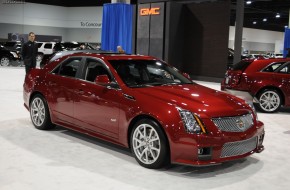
47,50,155,64
246,58,290,72
60,50,154,59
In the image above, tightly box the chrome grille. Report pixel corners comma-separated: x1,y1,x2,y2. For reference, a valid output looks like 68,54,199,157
221,136,257,158
212,114,254,132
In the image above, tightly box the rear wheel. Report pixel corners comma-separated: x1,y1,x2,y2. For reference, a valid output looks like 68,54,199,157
130,119,169,169
30,94,55,130
256,89,282,113
0,56,10,66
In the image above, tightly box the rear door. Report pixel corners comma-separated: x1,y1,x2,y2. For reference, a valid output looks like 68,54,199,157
46,57,83,125
274,62,290,105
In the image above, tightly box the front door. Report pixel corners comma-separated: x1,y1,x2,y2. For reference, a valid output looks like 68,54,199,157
74,58,121,138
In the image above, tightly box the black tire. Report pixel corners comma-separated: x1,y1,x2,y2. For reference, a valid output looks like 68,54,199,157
256,89,282,113
29,94,55,130
130,119,170,169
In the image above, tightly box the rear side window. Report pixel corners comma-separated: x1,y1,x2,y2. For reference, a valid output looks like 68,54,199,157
277,63,290,74
232,60,253,71
44,43,52,49
52,57,82,78
262,62,285,72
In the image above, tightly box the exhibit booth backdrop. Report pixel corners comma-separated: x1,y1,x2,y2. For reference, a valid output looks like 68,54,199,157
101,3,133,53
284,28,290,57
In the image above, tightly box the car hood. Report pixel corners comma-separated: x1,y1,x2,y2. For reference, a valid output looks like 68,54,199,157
134,83,251,118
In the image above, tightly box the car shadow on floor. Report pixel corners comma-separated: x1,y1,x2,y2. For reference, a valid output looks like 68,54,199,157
49,125,263,176
49,125,132,156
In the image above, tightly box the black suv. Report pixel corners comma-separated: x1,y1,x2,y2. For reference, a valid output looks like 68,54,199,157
0,45,21,66
3,41,22,52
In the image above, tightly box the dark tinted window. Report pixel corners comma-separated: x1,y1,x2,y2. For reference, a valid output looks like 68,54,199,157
44,44,52,49
53,57,82,78
262,62,284,72
110,60,192,88
278,63,290,74
232,60,254,71
84,58,111,82
4,42,16,47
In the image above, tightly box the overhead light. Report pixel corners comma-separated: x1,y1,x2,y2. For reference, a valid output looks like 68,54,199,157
253,21,257,24
263,18,267,22
285,26,288,28
246,1,252,5
276,13,280,18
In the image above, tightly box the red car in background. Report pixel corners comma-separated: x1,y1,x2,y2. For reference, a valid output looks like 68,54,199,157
23,50,264,169
222,58,290,113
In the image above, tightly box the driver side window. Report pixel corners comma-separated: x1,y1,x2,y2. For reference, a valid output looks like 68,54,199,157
84,59,111,82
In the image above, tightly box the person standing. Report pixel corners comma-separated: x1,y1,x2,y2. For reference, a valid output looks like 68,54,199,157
22,32,38,74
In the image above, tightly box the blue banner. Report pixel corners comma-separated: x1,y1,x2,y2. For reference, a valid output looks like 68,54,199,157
283,28,290,58
101,3,133,54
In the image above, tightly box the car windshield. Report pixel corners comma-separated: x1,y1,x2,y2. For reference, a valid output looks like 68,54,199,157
110,60,193,88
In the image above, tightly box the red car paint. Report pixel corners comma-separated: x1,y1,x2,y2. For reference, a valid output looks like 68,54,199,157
24,51,264,167
222,58,290,113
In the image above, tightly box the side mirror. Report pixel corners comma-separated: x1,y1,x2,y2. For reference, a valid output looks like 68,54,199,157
94,75,119,89
95,75,111,85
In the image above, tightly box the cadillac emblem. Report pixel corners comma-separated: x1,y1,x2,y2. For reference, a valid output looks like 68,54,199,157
236,119,245,129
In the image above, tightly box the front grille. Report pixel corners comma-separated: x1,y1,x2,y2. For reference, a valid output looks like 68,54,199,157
212,114,254,132
221,136,257,158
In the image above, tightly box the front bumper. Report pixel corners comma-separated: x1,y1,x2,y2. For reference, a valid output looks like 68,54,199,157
170,122,265,166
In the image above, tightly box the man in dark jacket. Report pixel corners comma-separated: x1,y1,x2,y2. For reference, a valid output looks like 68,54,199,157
22,32,38,74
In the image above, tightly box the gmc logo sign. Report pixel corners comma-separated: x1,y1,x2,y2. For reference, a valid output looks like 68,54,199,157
140,8,160,16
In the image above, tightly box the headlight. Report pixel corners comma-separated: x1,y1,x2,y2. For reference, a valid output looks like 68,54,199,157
245,101,258,120
177,108,206,134
10,52,18,58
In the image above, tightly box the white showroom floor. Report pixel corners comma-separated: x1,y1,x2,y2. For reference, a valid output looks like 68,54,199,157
1,67,290,190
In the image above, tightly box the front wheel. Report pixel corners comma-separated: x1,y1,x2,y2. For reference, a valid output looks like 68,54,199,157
130,119,170,169
256,89,282,113
30,94,55,130
0,56,10,66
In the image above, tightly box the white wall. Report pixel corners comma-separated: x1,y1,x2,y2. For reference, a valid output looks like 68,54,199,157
0,3,103,42
229,26,285,53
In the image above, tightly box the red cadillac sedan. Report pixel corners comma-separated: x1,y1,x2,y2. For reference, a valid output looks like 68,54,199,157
23,50,264,169
221,58,290,113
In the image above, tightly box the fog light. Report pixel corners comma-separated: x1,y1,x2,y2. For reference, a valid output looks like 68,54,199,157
197,147,212,161
198,148,204,155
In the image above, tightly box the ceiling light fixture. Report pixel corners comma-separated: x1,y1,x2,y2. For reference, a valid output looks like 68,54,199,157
285,26,288,28
246,1,252,5
276,13,280,18
263,18,267,22
253,21,257,24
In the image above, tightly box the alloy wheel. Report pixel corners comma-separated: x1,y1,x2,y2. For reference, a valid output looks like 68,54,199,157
132,123,161,165
0,57,10,66
30,97,46,127
259,90,281,112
